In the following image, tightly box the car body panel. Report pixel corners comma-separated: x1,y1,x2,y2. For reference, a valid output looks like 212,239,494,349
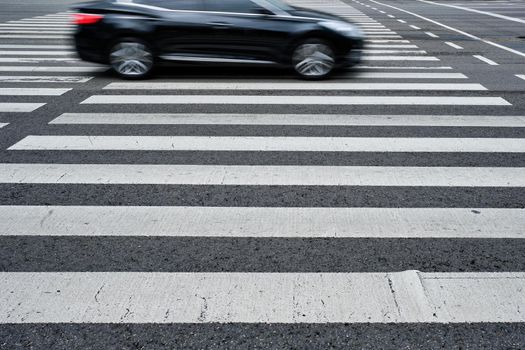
73,0,364,68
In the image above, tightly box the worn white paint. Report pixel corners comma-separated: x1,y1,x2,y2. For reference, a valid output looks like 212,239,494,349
0,51,75,55
50,113,525,127
0,103,45,113
1,271,524,323
0,76,91,83
10,136,525,153
0,66,105,72
364,56,439,61
0,164,523,186
0,88,71,96
473,55,499,65
103,82,484,91
81,95,509,106
1,206,523,238
445,42,464,49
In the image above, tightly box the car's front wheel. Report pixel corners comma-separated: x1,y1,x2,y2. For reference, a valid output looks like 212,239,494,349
292,39,336,80
109,39,154,79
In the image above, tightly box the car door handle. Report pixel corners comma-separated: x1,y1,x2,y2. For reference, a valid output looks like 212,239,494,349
207,22,232,29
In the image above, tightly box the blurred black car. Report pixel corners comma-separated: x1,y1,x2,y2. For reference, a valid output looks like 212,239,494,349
73,0,364,79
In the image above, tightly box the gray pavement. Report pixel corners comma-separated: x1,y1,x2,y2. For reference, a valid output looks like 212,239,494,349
0,0,525,348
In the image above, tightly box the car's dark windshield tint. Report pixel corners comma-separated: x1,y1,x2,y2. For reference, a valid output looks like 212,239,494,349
205,0,267,14
133,0,205,11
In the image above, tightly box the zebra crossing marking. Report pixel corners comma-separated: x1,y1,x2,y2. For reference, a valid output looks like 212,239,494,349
0,44,71,49
0,103,45,112
11,136,524,153
0,88,71,96
49,113,525,127
0,76,92,83
0,58,79,63
103,82,486,91
0,51,75,55
1,206,523,238
1,271,524,323
0,164,522,186
364,56,440,61
81,95,510,106
0,66,106,72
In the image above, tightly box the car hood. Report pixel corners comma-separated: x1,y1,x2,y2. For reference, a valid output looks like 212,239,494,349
287,6,348,22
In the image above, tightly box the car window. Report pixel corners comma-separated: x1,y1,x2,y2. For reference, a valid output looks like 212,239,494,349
205,0,268,14
132,0,206,11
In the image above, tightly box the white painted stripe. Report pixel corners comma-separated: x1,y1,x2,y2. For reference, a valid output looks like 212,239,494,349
0,103,45,113
445,41,464,49
346,72,465,78
0,88,71,96
0,44,70,49
0,58,79,63
365,35,403,38
368,0,525,59
473,55,499,65
417,0,525,24
356,65,453,69
1,271,524,323
425,31,439,38
366,44,418,48
367,39,410,43
104,82,484,91
362,49,427,54
0,164,522,186
0,28,71,32
363,32,399,36
2,206,524,238
131,73,462,80
398,19,407,23
0,76,92,83
7,22,72,26
388,14,395,17
0,24,73,27
0,27,72,32
409,25,421,29
0,66,106,72
0,51,74,55
81,95,509,106
49,113,525,127
516,74,525,81
18,19,71,22
0,123,8,129
0,35,68,39
365,56,440,61
11,136,524,153
362,30,397,33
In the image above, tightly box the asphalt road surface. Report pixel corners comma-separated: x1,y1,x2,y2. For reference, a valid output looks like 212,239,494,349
1,0,525,349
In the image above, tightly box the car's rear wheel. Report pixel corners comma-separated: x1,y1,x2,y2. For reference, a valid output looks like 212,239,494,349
109,39,154,79
292,39,335,80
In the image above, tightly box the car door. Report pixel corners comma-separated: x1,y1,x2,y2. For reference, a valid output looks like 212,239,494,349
202,0,293,62
148,0,219,59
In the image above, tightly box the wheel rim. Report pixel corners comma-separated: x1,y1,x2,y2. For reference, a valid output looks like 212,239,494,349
110,42,153,76
292,43,335,77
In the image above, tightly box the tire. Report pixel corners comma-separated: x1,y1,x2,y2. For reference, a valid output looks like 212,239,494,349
291,38,336,80
109,38,154,79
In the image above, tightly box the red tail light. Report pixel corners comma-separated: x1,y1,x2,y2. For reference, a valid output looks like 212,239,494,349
73,13,104,25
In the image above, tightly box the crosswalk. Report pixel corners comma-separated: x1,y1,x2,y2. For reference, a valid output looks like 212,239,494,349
0,11,103,118
1,0,525,339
